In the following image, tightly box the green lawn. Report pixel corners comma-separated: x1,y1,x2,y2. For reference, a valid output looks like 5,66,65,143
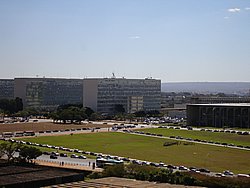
19,132,250,174
139,128,250,146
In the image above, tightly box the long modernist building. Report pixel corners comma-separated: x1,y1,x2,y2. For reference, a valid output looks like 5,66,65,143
190,96,250,104
83,78,161,114
187,103,250,128
0,77,161,113
14,78,83,109
0,79,14,100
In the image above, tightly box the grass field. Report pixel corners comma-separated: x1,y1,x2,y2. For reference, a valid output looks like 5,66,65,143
19,132,250,174
138,128,250,146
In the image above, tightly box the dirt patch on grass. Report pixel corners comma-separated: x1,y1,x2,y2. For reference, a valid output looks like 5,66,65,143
0,122,113,133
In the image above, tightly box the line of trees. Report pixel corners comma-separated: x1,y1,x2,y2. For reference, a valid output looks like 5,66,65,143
88,163,196,186
48,105,99,123
0,97,23,115
0,97,162,123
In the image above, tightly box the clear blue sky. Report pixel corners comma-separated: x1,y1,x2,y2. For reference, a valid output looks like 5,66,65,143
0,0,249,82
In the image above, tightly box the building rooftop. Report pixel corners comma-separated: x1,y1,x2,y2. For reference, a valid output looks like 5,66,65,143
83,77,160,81
188,103,250,107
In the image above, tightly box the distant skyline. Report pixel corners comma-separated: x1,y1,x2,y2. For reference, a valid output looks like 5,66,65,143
0,0,250,82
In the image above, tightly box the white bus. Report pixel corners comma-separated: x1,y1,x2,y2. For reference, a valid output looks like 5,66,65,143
14,131,24,137
24,131,35,136
2,132,14,138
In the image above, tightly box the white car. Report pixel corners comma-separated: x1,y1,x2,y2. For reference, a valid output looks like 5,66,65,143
179,166,188,171
223,170,234,176
215,173,225,177
237,174,249,178
79,155,87,159
70,154,78,158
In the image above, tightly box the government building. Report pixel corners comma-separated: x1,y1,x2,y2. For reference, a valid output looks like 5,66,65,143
14,78,83,109
0,79,14,100
0,77,161,113
187,103,250,128
83,78,161,114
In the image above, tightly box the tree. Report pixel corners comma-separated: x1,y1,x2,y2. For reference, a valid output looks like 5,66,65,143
103,164,125,177
25,107,39,116
0,144,4,158
67,106,85,124
0,142,21,163
57,104,82,111
126,113,135,122
48,112,59,122
50,105,94,124
0,98,23,115
80,108,88,120
58,109,72,123
15,97,23,112
15,110,29,118
134,110,146,117
114,113,126,121
85,107,94,118
89,113,100,121
19,146,42,163
0,109,5,122
147,110,161,117
0,99,10,115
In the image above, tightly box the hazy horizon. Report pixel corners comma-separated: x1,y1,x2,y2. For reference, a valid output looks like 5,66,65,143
1,0,250,82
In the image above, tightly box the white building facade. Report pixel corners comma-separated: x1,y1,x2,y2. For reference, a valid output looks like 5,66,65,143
83,78,161,114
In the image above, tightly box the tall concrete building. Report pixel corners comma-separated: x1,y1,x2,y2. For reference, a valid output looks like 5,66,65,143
187,103,250,128
83,78,161,114
0,79,14,99
14,78,83,109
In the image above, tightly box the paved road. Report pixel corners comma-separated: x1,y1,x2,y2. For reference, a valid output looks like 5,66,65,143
3,152,96,167
37,154,96,166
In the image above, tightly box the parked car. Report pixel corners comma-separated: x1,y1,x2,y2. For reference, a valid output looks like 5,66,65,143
79,155,86,159
167,164,177,169
50,154,58,159
178,166,188,171
198,168,210,173
237,174,249,178
215,173,225,177
70,154,78,158
224,170,234,176
51,152,59,156
59,153,67,157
